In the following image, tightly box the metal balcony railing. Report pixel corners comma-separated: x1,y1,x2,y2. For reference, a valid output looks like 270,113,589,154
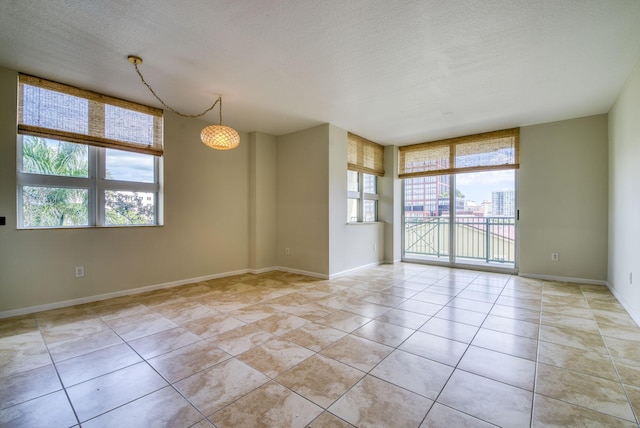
404,216,515,264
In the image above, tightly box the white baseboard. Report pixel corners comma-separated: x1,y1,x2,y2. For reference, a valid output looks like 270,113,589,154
248,267,278,275
273,266,329,280
329,261,384,279
250,265,332,279
0,265,344,319
0,268,254,319
383,258,402,264
606,282,640,327
253,261,388,280
519,272,607,286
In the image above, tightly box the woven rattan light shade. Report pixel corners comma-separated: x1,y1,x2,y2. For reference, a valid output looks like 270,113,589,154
347,132,385,177
18,74,163,156
201,125,240,150
399,128,519,178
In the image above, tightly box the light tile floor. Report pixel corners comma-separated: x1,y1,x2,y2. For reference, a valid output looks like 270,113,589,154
1,264,640,427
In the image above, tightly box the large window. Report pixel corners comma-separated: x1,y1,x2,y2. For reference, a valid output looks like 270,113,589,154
400,128,519,268
347,132,384,223
16,74,163,228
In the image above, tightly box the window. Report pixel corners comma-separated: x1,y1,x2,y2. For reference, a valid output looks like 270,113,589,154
347,133,384,223
400,128,519,266
17,74,163,228
347,171,379,222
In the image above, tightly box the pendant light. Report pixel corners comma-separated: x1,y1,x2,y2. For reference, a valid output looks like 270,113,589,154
128,55,240,150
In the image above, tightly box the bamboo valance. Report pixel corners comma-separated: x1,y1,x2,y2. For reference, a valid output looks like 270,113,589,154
347,132,385,177
18,73,164,156
398,128,519,178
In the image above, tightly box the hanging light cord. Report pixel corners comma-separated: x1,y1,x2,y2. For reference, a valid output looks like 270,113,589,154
129,55,221,122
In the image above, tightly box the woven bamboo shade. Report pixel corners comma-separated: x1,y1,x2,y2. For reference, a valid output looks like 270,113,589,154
18,73,163,156
347,132,385,177
399,128,519,178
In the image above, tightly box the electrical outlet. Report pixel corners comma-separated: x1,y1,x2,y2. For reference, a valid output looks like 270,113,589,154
551,252,559,262
373,244,377,252
630,272,633,285
75,266,85,278
285,247,290,255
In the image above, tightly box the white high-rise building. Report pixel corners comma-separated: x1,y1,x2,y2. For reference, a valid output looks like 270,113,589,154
492,190,515,217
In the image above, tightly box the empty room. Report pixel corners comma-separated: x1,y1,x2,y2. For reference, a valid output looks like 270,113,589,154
1,1,640,427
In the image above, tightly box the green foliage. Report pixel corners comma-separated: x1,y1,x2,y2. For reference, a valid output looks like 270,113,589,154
105,191,155,225
21,137,154,227
22,137,88,177
22,137,89,226
439,189,466,199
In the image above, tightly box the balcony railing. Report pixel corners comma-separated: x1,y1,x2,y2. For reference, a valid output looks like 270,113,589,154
404,216,515,264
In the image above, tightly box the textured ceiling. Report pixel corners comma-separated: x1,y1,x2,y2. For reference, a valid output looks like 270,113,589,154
1,0,639,145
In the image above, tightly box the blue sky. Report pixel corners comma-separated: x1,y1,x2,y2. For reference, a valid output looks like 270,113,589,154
106,149,154,182
456,170,515,203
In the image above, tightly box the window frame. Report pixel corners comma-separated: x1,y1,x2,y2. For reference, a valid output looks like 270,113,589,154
347,170,379,223
16,73,164,229
16,136,162,228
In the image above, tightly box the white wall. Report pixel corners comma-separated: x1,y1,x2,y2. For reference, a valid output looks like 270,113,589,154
519,115,609,282
0,66,250,313
608,60,640,320
328,125,384,276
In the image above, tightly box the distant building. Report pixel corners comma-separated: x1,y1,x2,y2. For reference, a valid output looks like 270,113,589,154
492,190,515,217
437,197,465,216
405,178,514,218
404,175,450,217
481,200,492,216
465,200,489,217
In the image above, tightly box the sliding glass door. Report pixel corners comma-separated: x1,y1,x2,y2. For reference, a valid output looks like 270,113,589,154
453,170,516,266
399,128,519,270
402,170,517,269
403,174,452,261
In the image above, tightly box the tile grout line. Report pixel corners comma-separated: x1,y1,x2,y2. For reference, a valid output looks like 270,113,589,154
529,275,544,427
584,287,640,426
33,317,82,427
72,299,224,426
3,266,639,427
117,302,271,427
534,282,640,426
414,271,520,427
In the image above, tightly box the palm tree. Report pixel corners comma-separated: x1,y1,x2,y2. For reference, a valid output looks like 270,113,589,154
22,137,89,227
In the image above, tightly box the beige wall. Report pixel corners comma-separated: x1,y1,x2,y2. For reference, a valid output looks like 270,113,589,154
274,123,385,277
608,60,640,319
0,62,388,313
249,132,277,270
381,145,402,263
519,115,609,281
0,61,622,315
276,125,330,275
0,67,250,313
328,125,384,275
